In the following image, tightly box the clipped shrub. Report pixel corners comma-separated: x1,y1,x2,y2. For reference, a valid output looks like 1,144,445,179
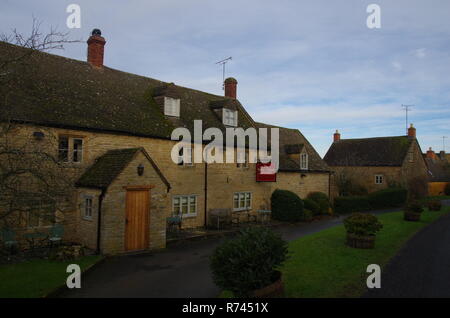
334,196,371,214
306,192,330,215
210,227,288,298
302,209,313,222
368,188,407,209
303,198,320,216
427,200,442,211
445,183,450,196
343,213,383,237
405,201,424,214
271,189,304,222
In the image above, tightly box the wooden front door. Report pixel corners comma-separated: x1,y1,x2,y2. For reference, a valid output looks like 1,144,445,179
125,188,150,251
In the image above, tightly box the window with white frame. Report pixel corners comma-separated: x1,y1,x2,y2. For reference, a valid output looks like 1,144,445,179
223,108,237,126
178,146,193,166
408,151,414,163
173,195,197,217
375,175,384,184
300,152,308,170
164,97,180,117
84,196,93,219
58,136,84,163
233,192,252,211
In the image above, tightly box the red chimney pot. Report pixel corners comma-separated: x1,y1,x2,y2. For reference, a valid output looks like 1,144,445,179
224,77,237,99
333,130,341,142
87,29,106,67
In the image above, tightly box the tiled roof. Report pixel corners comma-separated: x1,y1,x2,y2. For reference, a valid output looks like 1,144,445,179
425,158,450,182
324,136,413,167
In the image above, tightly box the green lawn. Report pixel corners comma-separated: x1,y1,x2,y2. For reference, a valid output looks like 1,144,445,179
221,207,449,298
0,255,102,298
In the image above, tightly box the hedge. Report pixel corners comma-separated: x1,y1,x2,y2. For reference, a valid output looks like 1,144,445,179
271,189,304,222
368,188,407,209
334,188,407,214
303,199,320,216
306,192,330,215
334,196,371,214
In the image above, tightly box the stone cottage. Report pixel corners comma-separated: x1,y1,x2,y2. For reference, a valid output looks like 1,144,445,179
423,148,450,196
0,29,330,254
324,125,428,195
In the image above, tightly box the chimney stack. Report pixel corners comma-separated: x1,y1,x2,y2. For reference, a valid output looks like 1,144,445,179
333,130,341,142
439,150,446,160
87,29,106,67
407,123,416,139
224,77,237,99
426,147,436,159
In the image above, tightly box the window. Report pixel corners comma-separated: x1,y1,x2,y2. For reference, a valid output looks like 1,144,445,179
58,136,69,162
236,151,249,168
178,146,193,166
172,195,197,217
408,151,414,163
300,152,308,170
73,139,83,163
233,192,252,211
375,175,384,184
58,136,84,163
164,97,180,117
84,196,93,219
27,202,55,228
223,108,237,126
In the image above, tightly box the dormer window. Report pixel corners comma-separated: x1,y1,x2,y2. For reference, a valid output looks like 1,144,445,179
300,152,308,170
223,108,237,126
164,97,180,117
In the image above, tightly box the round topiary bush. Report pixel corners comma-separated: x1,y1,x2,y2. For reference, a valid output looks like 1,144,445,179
343,213,383,249
445,182,450,196
270,189,304,222
303,198,320,216
427,200,442,211
404,201,424,222
210,227,288,298
306,192,330,215
302,209,313,222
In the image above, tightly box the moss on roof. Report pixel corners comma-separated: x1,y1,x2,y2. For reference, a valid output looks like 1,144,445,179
0,41,254,139
255,122,329,172
76,148,141,189
324,136,413,167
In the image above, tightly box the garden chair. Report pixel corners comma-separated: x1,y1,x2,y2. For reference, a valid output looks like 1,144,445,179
48,223,64,248
1,227,18,254
167,215,182,232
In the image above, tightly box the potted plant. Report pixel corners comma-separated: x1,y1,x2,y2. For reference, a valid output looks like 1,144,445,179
427,200,442,211
343,213,383,249
404,201,424,221
210,227,288,298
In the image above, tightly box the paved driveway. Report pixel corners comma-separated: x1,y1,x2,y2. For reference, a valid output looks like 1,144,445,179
365,201,450,298
59,213,361,298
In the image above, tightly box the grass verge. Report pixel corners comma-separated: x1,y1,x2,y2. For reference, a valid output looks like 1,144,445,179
221,207,449,298
0,255,102,298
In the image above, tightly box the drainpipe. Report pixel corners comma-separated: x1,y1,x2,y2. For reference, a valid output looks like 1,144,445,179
204,162,208,228
96,189,106,255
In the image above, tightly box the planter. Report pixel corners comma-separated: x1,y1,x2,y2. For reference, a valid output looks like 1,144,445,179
404,212,421,222
346,233,375,249
250,270,284,298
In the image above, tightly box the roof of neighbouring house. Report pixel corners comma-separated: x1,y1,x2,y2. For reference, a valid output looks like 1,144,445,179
324,136,414,167
76,148,170,190
255,122,329,172
425,157,450,182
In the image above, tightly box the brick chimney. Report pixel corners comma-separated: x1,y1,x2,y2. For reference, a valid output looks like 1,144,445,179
439,150,446,160
426,147,436,159
224,77,237,99
333,130,341,142
407,123,416,139
87,29,106,67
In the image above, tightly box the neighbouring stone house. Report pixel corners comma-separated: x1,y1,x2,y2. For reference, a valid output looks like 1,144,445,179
323,125,428,196
0,30,330,254
423,148,450,196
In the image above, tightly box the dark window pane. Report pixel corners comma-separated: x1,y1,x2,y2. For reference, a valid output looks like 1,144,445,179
58,137,69,162
73,139,83,162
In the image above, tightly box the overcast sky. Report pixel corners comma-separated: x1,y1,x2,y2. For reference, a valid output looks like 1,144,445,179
1,0,449,156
